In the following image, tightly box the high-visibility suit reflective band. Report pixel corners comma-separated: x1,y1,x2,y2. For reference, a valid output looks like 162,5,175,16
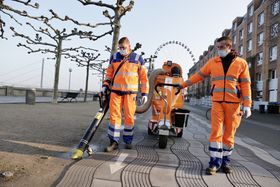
103,52,149,95
182,56,251,107
108,92,137,144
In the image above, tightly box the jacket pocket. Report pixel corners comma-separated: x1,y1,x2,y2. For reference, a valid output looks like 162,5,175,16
236,86,241,98
210,84,215,96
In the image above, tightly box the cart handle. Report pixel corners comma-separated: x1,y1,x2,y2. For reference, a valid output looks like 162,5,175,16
155,83,182,96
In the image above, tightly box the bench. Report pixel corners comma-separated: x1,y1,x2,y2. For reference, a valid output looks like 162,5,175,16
61,92,79,102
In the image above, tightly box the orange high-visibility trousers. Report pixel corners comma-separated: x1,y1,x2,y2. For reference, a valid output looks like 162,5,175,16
209,101,242,167
108,92,137,144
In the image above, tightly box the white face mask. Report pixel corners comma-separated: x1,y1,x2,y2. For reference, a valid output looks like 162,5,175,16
120,49,128,56
218,49,229,57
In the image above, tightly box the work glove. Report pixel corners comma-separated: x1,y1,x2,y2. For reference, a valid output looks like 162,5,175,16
243,106,251,118
101,86,108,95
142,95,148,104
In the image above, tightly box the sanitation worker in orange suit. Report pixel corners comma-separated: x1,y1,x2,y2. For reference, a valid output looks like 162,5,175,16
102,37,149,152
181,36,252,175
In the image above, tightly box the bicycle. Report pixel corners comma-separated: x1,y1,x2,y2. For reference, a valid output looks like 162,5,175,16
205,107,211,121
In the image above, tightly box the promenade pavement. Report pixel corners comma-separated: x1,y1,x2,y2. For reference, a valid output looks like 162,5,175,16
0,101,279,187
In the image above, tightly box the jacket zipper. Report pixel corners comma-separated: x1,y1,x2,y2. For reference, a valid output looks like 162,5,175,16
222,56,237,102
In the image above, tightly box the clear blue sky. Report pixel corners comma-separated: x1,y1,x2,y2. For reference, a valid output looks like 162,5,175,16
0,0,251,91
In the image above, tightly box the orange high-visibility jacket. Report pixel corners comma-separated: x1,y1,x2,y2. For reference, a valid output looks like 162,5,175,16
183,56,251,107
103,52,149,95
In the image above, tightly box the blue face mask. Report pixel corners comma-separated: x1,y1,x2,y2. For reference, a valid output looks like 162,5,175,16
120,49,128,56
218,49,229,57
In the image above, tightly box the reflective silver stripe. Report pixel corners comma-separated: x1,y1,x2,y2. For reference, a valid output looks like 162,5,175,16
226,76,238,82
210,151,223,158
210,142,222,149
109,123,121,130
223,150,233,156
243,96,251,100
239,78,250,83
198,70,207,78
108,129,121,137
212,76,238,82
112,83,138,89
135,54,140,61
126,72,138,76
212,76,224,81
213,88,236,94
113,53,117,59
123,131,134,136
186,80,193,86
116,72,138,76
113,83,121,88
105,78,112,82
125,84,138,89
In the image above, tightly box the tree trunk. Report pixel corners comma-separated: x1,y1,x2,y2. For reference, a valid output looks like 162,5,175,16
84,62,90,102
111,16,121,55
52,39,62,104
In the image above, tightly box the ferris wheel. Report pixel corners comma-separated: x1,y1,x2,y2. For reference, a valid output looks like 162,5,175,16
150,40,197,79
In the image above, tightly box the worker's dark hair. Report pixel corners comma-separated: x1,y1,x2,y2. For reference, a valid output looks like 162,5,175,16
118,37,130,45
217,36,232,46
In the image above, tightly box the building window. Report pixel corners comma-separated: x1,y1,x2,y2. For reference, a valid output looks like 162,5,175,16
239,29,244,40
269,69,276,79
269,45,277,61
271,22,279,38
233,22,237,31
256,73,262,81
257,32,264,46
247,40,252,51
248,22,253,33
258,12,264,26
239,45,244,56
248,5,254,17
233,35,237,44
257,52,263,65
272,0,280,15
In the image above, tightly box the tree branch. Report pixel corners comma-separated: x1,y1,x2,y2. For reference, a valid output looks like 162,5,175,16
12,0,39,8
48,9,113,29
120,0,134,18
77,0,115,10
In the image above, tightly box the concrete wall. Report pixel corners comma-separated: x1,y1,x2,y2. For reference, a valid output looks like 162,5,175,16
0,86,97,98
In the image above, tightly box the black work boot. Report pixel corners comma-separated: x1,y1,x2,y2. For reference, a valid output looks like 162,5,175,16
125,144,132,149
206,166,219,175
104,140,118,152
221,164,233,174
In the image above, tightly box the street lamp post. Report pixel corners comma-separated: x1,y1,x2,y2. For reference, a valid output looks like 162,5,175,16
68,68,72,91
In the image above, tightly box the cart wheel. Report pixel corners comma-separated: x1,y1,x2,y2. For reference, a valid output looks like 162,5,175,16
148,127,153,135
159,135,168,149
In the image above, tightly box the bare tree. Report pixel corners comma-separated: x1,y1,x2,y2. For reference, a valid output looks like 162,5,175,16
64,48,108,102
78,0,135,54
10,9,113,103
0,0,40,39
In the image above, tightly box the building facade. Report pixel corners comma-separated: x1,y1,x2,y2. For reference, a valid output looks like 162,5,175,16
188,0,280,102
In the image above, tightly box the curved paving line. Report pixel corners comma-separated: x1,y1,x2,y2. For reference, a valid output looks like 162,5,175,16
200,141,261,187
226,160,261,187
171,138,208,187
121,135,159,187
235,145,280,183
55,130,119,187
